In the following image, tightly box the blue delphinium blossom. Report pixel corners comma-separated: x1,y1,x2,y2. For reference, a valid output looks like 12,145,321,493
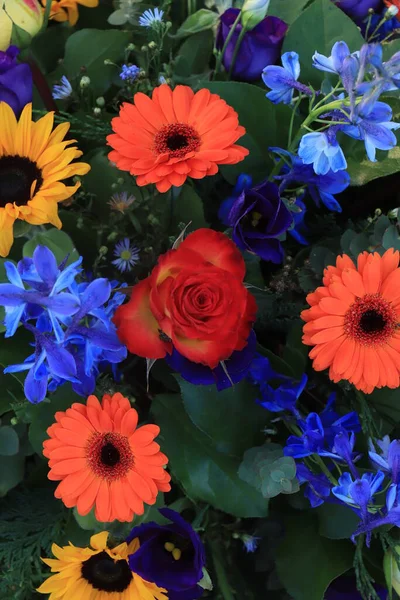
112,238,140,273
120,64,140,82
312,41,354,75
241,534,261,553
296,463,332,507
127,508,206,600
139,7,164,27
272,148,350,213
298,130,348,175
1,247,127,403
248,354,306,417
341,98,400,161
262,51,312,105
288,197,309,245
52,76,73,100
369,436,400,505
320,431,361,478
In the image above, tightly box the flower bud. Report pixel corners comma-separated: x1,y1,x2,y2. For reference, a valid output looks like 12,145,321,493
386,4,399,17
241,0,271,30
0,0,44,51
79,75,91,89
384,548,400,596
96,96,105,107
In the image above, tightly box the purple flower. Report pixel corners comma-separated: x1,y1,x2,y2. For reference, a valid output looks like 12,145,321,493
127,508,206,600
216,8,288,82
333,0,383,23
166,330,257,391
0,45,32,115
225,180,293,263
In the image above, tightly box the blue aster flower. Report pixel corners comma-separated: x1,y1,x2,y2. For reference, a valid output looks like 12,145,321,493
127,508,206,600
262,51,312,105
312,41,354,75
112,238,140,273
298,130,347,176
52,76,73,100
248,354,306,417
120,64,140,82
342,99,400,161
139,7,164,27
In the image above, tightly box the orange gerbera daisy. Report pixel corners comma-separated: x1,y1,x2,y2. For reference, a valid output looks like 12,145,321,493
107,84,249,193
301,249,400,394
41,0,99,26
43,392,171,522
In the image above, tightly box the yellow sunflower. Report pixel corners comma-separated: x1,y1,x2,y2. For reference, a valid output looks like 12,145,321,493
37,531,168,600
0,102,90,257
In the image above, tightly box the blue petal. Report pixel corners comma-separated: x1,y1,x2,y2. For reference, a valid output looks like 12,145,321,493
79,278,111,315
0,283,26,306
4,360,34,374
262,65,295,90
319,191,342,212
51,256,83,293
312,52,336,73
266,88,294,105
331,41,351,73
33,245,59,286
43,339,79,382
25,365,48,404
43,293,80,316
81,326,125,351
4,262,24,287
4,304,26,337
281,51,300,80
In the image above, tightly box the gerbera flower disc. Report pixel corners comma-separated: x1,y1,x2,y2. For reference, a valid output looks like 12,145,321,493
301,249,400,394
107,84,249,193
37,531,168,600
43,392,171,522
0,102,90,257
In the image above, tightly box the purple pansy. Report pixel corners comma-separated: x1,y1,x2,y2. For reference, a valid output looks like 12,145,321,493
127,508,206,600
216,8,288,81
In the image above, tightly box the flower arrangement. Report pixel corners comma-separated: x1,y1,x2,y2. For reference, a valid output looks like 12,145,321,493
4,1,400,600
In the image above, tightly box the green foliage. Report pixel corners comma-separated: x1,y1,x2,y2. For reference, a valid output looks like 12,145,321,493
152,393,269,518
269,0,311,24
175,30,214,79
316,503,360,540
0,425,19,456
174,9,220,38
170,185,208,230
0,328,33,416
62,29,131,95
276,513,354,600
238,443,299,498
23,229,79,265
282,0,364,88
177,377,267,457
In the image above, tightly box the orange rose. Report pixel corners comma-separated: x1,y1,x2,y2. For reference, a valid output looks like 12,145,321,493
113,229,257,369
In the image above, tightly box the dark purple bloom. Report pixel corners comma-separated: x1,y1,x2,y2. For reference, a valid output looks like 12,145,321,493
333,0,383,23
166,330,256,391
127,508,206,600
0,45,32,115
225,180,292,263
216,8,288,82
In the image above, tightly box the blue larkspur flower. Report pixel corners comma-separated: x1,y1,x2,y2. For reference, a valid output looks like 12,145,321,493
139,7,164,27
296,463,332,507
52,76,73,100
312,41,354,75
332,471,385,521
127,508,206,600
298,130,347,176
120,64,140,82
242,534,260,553
112,238,140,273
262,51,312,105
369,436,400,485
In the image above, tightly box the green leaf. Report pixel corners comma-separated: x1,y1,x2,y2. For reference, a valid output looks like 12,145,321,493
63,29,131,95
282,0,364,88
23,229,78,266
28,385,85,456
340,229,357,254
349,232,370,258
269,0,310,24
316,503,360,540
382,225,400,251
177,378,267,457
309,246,336,276
174,9,219,38
0,328,33,416
0,426,19,456
239,444,299,499
0,453,25,497
369,387,400,426
170,185,208,231
152,394,269,517
29,24,72,74
175,30,214,77
202,81,295,183
276,513,354,600
372,215,391,246
257,344,295,377
283,320,308,379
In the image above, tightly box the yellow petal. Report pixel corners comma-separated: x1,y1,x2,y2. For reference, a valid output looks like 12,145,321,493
0,102,17,154
90,531,109,551
30,111,55,161
15,103,32,157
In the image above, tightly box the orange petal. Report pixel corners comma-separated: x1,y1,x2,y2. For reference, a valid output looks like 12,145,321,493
319,297,349,316
362,253,381,294
342,268,365,297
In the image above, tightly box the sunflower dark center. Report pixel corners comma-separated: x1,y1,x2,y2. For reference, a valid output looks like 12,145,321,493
0,155,43,207
359,309,386,334
154,123,201,159
81,552,133,592
101,442,120,467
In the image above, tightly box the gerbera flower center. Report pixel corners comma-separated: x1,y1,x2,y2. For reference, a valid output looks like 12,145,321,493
81,551,133,592
86,432,134,480
0,155,43,207
344,293,397,345
154,123,201,159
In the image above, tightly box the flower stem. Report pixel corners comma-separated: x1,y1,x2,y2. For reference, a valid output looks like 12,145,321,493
209,540,235,600
42,0,52,29
228,26,247,80
213,10,242,80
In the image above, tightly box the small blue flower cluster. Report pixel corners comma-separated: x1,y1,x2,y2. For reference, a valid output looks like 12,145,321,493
0,246,127,404
120,64,140,83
